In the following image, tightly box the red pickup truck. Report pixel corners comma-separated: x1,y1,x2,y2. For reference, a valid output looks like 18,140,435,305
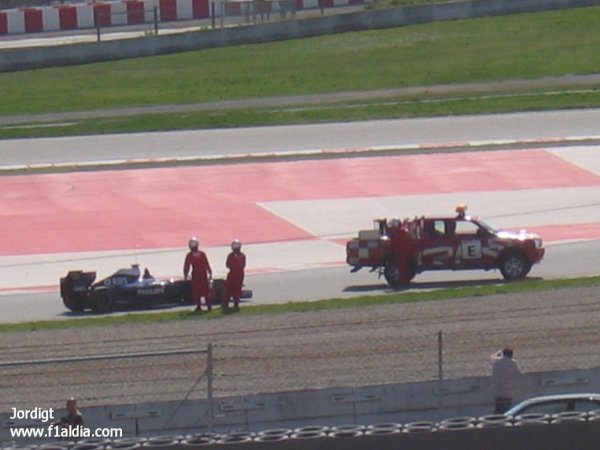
346,206,545,286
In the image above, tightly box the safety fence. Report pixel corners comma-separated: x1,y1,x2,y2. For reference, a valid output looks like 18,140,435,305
0,345,214,424
217,0,296,26
1,323,597,412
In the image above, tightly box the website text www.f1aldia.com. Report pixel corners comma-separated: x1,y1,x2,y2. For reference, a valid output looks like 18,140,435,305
11,424,123,440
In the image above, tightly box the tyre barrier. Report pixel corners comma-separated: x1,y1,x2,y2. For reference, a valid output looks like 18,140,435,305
256,429,293,438
289,431,328,439
76,440,112,448
186,434,220,441
71,444,105,450
366,422,402,431
222,432,255,440
551,411,587,423
437,422,475,431
143,436,181,448
179,437,216,447
36,446,70,450
39,445,74,450
514,419,549,426
439,416,477,426
41,443,76,449
588,408,600,418
476,414,512,428
253,434,289,443
110,438,146,449
108,443,142,450
330,424,366,433
215,436,253,445
148,435,184,443
364,427,402,436
328,430,363,438
514,413,551,423
403,421,437,433
293,425,329,434
3,447,38,450
16,410,600,450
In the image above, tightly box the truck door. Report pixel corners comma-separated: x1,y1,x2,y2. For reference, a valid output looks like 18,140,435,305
452,219,490,268
419,219,454,268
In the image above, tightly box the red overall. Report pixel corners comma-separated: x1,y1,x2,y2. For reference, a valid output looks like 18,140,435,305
183,250,212,307
223,251,246,308
392,227,413,285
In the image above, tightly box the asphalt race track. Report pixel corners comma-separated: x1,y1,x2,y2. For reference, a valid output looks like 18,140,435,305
2,109,600,167
0,111,599,323
2,239,600,324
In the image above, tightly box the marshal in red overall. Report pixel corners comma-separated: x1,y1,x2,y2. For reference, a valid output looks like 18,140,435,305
346,206,545,286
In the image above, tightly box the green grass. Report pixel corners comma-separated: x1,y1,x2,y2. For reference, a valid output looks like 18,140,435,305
1,6,600,118
1,276,598,333
1,87,599,139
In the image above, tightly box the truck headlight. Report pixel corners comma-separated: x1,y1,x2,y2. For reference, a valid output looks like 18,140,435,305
534,239,543,249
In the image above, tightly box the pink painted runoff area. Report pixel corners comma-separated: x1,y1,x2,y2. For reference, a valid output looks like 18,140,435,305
1,149,599,256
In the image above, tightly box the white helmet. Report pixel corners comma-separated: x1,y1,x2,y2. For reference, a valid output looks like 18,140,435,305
389,217,401,228
188,237,199,250
231,239,241,251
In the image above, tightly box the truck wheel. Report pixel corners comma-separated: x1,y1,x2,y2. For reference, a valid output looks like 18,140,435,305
384,261,415,287
62,294,85,312
91,290,113,313
500,252,531,280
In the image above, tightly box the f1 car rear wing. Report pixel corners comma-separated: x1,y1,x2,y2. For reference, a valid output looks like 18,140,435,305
60,270,96,299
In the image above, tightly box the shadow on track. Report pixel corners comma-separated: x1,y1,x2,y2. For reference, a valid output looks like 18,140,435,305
343,277,543,293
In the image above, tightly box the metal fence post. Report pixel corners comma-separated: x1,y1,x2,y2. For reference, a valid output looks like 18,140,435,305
94,9,101,42
154,6,159,35
206,343,214,431
437,330,444,418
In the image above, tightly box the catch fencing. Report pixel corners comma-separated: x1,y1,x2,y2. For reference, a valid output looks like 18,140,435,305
0,345,214,428
2,322,597,413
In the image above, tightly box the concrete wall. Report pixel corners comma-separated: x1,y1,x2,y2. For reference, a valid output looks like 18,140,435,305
1,0,600,72
2,366,598,442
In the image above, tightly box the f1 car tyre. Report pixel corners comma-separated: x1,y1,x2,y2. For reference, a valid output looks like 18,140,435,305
499,251,531,280
383,260,416,287
91,290,114,313
62,293,86,312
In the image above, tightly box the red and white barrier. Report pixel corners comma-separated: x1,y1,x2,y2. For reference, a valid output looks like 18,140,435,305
0,0,362,35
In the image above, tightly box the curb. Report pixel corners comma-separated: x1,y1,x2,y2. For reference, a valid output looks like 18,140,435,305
2,135,600,174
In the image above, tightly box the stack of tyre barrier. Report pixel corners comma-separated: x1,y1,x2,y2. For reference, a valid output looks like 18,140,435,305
3,411,599,450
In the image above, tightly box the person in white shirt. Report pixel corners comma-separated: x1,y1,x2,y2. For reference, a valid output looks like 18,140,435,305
490,347,521,414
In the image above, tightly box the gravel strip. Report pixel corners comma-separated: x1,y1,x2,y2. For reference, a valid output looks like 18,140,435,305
1,286,598,411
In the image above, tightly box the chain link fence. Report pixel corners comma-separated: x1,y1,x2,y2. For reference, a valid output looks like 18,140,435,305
0,346,213,412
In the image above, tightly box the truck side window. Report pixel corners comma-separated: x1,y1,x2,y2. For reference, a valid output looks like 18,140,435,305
428,221,445,236
455,220,480,236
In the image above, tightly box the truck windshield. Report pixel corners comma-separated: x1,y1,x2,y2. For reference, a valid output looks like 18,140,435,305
477,220,498,234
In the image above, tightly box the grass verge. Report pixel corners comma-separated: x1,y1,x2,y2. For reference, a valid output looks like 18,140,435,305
2,87,599,139
1,276,598,333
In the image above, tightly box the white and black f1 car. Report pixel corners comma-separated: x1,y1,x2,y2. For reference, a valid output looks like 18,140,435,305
60,264,252,313
60,264,192,313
